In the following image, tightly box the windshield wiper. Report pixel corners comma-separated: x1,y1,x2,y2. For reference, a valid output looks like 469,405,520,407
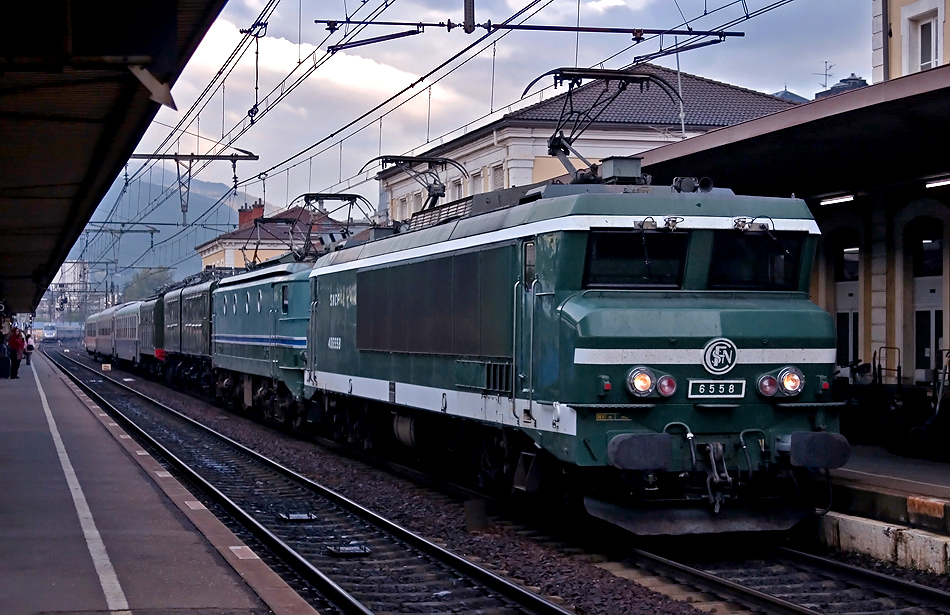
733,216,789,255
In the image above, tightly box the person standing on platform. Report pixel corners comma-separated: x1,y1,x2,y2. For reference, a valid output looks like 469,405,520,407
8,326,25,379
0,337,9,379
24,333,33,365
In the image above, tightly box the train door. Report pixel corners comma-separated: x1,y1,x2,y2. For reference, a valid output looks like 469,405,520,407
307,277,318,383
269,285,279,380
515,239,536,417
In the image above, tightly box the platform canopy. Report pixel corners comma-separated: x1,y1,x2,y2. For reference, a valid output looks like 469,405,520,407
641,63,950,204
0,1,228,316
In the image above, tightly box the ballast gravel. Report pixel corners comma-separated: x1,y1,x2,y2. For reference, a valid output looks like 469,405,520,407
68,351,700,615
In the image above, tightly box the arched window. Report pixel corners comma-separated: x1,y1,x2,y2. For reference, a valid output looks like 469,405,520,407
832,229,861,283
907,217,943,278
830,228,861,366
906,216,944,380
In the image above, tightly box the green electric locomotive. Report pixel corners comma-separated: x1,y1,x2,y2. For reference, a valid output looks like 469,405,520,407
212,262,312,424
303,157,848,534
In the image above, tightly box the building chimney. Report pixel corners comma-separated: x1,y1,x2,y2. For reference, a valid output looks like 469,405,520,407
238,199,265,229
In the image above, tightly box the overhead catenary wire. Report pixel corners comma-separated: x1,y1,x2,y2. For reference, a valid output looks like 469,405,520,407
83,0,284,255
95,0,388,236
107,0,550,280
96,0,796,286
242,0,550,185
95,0,689,270
87,0,398,276
312,0,797,196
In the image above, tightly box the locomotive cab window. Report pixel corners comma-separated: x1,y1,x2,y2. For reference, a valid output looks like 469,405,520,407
281,285,289,314
708,230,805,291
584,230,688,288
523,241,536,285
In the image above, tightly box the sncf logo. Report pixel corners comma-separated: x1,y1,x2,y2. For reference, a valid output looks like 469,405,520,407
702,338,738,375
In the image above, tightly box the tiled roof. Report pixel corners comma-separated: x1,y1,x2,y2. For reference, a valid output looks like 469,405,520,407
510,63,797,128
196,206,355,252
213,207,349,242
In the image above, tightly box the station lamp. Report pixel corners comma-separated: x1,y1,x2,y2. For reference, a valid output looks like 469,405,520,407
819,195,854,206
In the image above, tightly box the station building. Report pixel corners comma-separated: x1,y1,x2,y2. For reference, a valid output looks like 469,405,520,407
377,21,950,387
377,63,796,223
872,0,948,83
641,61,950,387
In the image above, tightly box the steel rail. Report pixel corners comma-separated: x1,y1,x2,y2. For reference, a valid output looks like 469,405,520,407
46,348,573,615
45,349,373,615
631,548,822,615
779,547,950,609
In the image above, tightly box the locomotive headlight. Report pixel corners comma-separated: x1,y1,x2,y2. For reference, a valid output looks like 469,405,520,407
778,366,805,395
627,367,655,396
657,375,677,397
757,374,778,397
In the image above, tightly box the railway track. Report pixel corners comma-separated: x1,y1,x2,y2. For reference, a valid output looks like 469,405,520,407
46,347,574,615
48,346,950,615
620,545,950,615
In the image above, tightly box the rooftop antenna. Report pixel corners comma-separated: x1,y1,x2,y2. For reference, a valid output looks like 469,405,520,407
815,61,835,90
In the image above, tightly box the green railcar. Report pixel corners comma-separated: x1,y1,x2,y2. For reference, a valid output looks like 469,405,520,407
163,280,216,390
304,181,848,534
212,263,312,424
139,297,164,375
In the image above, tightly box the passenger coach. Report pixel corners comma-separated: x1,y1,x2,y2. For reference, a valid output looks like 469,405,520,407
113,301,142,363
94,305,120,358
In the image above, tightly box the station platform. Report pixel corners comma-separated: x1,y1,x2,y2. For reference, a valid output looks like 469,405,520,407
0,352,316,615
815,445,950,574
831,445,950,533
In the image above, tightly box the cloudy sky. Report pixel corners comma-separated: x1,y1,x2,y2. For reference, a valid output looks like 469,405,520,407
85,0,872,276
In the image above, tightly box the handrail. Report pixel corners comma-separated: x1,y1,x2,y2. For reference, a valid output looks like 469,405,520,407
511,280,523,420
873,345,902,387
307,300,318,383
934,348,950,416
528,278,540,421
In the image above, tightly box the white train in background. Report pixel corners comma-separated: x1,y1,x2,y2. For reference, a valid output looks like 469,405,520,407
35,322,84,342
